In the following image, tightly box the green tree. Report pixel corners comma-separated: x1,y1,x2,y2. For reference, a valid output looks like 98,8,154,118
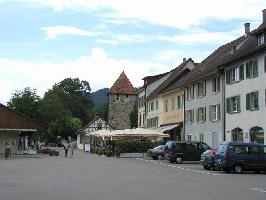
7,87,41,120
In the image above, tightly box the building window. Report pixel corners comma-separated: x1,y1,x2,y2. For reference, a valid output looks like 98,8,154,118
196,107,206,123
164,99,168,112
143,113,145,125
177,95,183,109
151,101,154,111
257,34,264,45
185,109,194,124
155,100,158,110
209,104,220,121
226,65,244,84
147,117,158,128
246,59,258,79
139,114,142,126
212,77,220,93
197,81,206,97
186,85,194,100
226,96,241,113
187,134,192,141
171,96,175,111
97,123,102,130
116,94,119,100
246,91,259,111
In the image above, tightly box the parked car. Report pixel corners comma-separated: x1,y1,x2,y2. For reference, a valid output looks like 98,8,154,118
215,142,266,174
148,145,166,160
200,149,216,170
165,141,211,164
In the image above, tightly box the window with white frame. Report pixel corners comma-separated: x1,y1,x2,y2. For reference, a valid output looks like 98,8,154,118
246,91,259,111
177,95,183,109
197,81,206,97
185,109,194,124
212,77,220,93
226,96,241,113
196,107,206,123
209,104,220,121
187,134,192,141
257,34,264,45
171,96,175,111
186,85,194,100
164,99,168,112
226,65,244,84
155,100,158,110
246,59,258,79
146,117,158,128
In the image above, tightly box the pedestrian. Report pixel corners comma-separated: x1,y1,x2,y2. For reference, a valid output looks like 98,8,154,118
5,142,11,160
64,141,69,158
69,141,75,158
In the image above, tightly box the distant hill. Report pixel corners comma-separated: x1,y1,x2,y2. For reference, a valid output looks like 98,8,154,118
91,88,109,109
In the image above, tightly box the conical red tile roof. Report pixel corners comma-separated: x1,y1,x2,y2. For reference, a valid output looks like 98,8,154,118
109,71,136,95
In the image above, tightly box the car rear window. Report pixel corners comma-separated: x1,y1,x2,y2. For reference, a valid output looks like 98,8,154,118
216,144,227,154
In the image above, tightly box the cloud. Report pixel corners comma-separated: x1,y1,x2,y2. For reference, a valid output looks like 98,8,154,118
0,48,167,104
41,26,97,39
16,0,266,29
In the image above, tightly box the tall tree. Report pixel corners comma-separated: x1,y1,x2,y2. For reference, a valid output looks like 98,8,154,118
130,104,138,129
7,87,41,120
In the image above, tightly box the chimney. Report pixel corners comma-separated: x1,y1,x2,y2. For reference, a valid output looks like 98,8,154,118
183,58,187,63
244,23,250,36
263,9,266,23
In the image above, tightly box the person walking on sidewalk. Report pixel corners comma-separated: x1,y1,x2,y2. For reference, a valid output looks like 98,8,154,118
64,141,69,158
5,142,11,160
69,141,75,158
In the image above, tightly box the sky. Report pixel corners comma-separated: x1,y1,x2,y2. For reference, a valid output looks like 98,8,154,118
0,0,266,105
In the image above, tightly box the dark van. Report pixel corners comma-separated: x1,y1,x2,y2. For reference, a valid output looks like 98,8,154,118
165,141,211,164
215,142,266,174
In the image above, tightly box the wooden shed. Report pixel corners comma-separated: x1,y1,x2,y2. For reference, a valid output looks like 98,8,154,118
0,103,43,154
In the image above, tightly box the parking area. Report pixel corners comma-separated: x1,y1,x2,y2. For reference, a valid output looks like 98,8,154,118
0,150,266,200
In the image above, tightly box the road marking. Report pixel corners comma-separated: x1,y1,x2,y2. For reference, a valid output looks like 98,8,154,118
250,188,266,193
136,158,226,176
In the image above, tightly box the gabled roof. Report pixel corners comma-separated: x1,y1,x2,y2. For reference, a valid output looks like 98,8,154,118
0,103,43,130
218,25,266,67
142,71,172,86
78,116,113,134
177,35,246,86
109,71,136,95
147,58,194,100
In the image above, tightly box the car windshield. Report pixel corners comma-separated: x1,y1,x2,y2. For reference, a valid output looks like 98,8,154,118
154,145,164,150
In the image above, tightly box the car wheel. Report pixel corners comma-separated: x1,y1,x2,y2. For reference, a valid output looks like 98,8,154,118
203,166,211,170
176,157,183,164
152,156,158,160
224,168,231,173
158,155,163,160
234,164,243,174
170,160,175,163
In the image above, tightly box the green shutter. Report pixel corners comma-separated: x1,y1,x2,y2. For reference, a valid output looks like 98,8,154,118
226,98,231,113
237,96,241,112
264,56,266,72
204,107,206,122
209,105,212,121
246,62,250,79
196,108,199,122
246,93,250,110
226,70,230,84
240,64,244,80
253,60,258,77
254,92,259,109
217,104,220,120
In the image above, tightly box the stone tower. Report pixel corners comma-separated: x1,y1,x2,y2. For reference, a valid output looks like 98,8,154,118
108,71,136,130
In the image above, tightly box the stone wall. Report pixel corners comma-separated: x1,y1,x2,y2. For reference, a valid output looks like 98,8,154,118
108,93,136,130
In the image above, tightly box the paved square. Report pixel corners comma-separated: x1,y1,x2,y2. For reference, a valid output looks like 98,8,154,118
0,149,265,200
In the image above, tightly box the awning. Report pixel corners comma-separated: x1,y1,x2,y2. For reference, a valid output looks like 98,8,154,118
156,124,179,133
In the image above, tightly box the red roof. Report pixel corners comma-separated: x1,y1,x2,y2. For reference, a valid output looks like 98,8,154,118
109,71,136,95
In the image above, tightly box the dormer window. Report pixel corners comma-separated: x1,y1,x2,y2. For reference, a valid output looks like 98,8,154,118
257,34,264,45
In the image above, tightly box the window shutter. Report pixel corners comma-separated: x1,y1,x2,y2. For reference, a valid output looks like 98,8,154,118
264,56,266,72
217,77,220,92
246,62,250,79
204,107,206,122
246,93,250,110
255,92,259,109
192,85,194,99
209,105,212,121
226,70,230,84
212,78,215,93
217,104,220,120
192,109,194,123
204,81,206,96
253,60,258,77
240,64,244,80
237,96,241,112
196,108,199,122
226,98,230,113
196,84,199,97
